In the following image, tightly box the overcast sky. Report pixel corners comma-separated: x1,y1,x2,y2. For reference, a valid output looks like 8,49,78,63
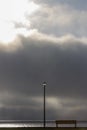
0,0,87,121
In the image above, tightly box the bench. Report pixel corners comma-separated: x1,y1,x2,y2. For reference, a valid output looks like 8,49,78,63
55,120,77,127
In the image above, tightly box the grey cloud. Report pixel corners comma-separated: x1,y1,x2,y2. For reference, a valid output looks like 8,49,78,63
34,0,87,11
0,34,87,119
29,2,87,37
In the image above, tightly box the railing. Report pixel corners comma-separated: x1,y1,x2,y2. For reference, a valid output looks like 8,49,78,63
0,120,55,127
0,120,87,127
77,121,87,127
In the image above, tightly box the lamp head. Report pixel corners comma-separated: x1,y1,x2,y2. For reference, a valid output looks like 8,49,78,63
43,82,47,86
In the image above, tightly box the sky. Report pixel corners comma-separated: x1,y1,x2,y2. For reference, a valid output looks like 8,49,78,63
0,0,87,121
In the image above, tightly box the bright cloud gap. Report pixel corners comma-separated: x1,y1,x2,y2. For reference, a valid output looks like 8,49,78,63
0,0,39,43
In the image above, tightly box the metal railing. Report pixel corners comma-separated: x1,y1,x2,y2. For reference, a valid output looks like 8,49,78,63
0,120,87,127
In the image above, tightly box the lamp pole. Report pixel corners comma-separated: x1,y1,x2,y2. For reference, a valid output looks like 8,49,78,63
43,82,46,128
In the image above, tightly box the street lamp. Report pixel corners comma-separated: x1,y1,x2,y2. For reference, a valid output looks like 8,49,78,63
43,82,46,128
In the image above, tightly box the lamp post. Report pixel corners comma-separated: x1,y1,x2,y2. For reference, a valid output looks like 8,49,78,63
43,82,46,128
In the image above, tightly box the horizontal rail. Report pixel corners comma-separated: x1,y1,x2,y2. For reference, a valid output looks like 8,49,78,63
0,120,55,123
0,120,87,123
77,121,87,123
0,120,87,127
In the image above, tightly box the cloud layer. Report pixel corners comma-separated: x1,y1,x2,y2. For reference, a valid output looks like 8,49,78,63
0,0,87,121
31,0,87,37
0,31,87,120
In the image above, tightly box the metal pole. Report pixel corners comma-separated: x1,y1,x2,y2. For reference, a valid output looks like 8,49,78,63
43,82,46,128
44,85,45,128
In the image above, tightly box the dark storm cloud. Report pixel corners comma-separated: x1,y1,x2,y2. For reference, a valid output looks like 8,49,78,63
0,34,87,119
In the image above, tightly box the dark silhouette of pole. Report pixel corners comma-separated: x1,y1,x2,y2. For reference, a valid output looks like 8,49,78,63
43,82,46,128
